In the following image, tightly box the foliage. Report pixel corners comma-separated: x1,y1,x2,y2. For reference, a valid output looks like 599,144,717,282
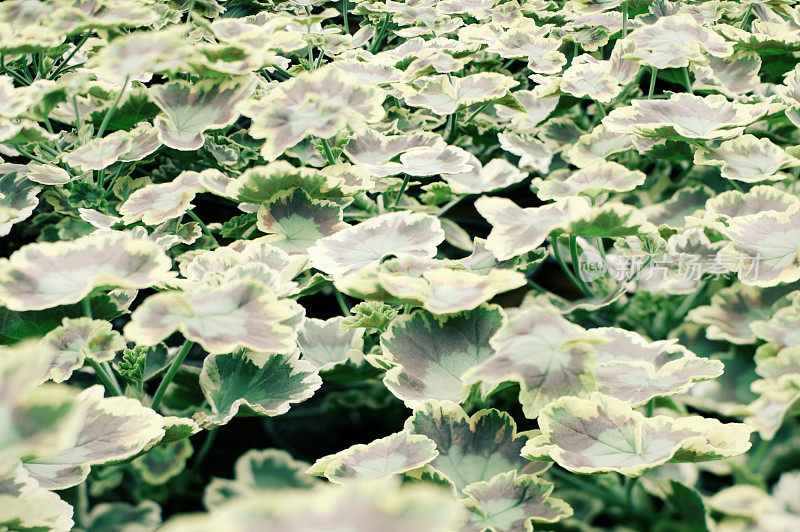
2,1,800,531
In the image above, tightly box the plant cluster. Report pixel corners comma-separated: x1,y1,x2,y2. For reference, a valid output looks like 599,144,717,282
2,0,800,530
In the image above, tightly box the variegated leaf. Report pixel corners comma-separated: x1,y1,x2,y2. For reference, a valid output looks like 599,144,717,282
405,402,548,492
149,77,256,151
42,317,126,383
307,432,438,485
256,188,347,254
375,305,504,406
464,304,601,418
522,393,752,476
196,350,321,426
308,211,445,277
297,316,364,371
462,472,573,532
603,94,766,140
161,479,464,531
0,231,173,311
125,280,304,354
23,385,165,490
204,449,315,509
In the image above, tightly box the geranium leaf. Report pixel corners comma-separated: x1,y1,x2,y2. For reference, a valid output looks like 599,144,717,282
464,303,601,418
256,188,347,254
149,77,256,151
204,449,316,509
405,402,548,493
297,316,364,371
308,211,445,277
196,350,321,426
23,385,165,489
462,472,573,532
124,280,304,355
0,164,40,237
307,432,438,484
42,317,126,383
0,231,173,311
375,305,504,406
603,94,766,140
522,392,752,476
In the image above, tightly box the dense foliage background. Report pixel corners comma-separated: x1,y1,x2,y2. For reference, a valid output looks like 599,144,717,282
2,0,800,530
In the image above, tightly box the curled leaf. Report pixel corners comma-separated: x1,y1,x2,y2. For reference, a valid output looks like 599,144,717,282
0,231,173,311
522,392,752,476
376,305,504,406
42,317,126,383
463,472,573,532
307,432,438,485
308,211,444,277
405,402,548,492
196,350,321,426
24,386,165,490
125,280,304,355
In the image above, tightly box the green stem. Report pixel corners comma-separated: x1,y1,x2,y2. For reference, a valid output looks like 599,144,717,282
728,179,744,192
370,14,391,53
569,234,594,296
187,210,218,244
647,67,657,99
446,112,458,142
671,281,706,325
683,66,693,94
38,144,60,158
341,0,349,34
393,173,411,207
624,477,638,510
185,0,195,22
465,103,489,124
0,54,32,86
82,298,123,395
622,0,628,37
526,278,548,292
333,286,350,315
72,94,81,125
738,4,753,29
436,196,465,217
595,100,607,118
96,75,129,137
86,359,122,396
12,144,48,164
191,427,217,473
151,340,194,411
320,138,337,165
64,482,89,528
105,164,125,191
48,32,91,79
552,236,591,297
591,100,607,127
748,437,770,472
102,361,123,395
271,64,294,78
549,468,628,508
